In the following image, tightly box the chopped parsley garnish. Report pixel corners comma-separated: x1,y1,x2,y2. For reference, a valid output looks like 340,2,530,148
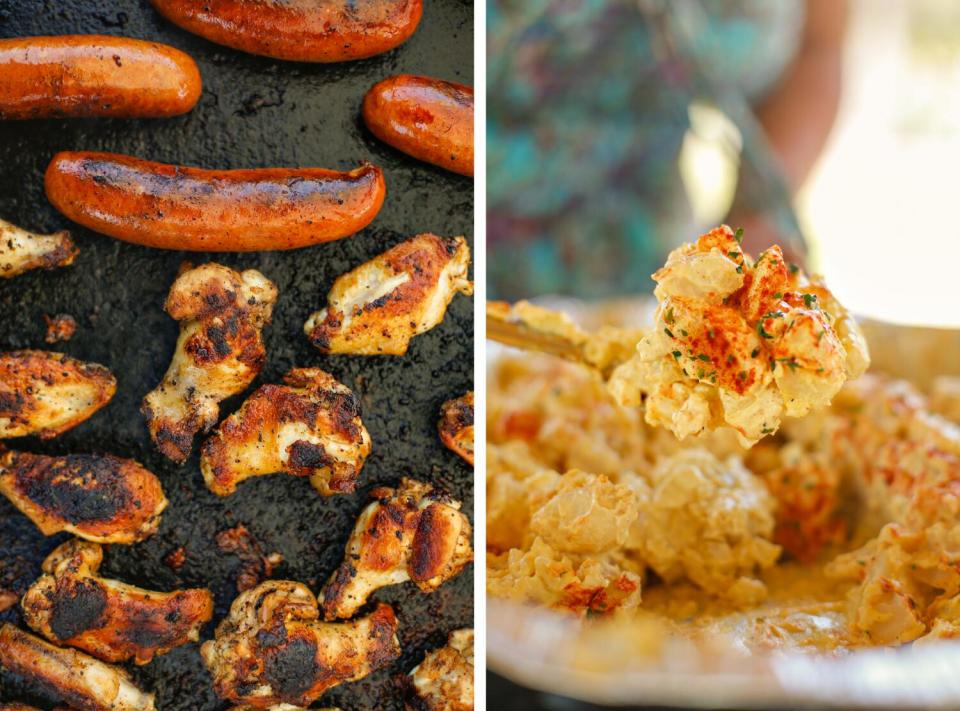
672,350,681,359
664,327,674,338
696,353,711,362
751,348,760,358
803,293,817,308
761,426,774,435
773,292,783,300
738,370,747,381
736,265,743,274
817,330,826,343
777,357,799,372
726,354,735,365
727,251,740,260
680,328,688,337
665,307,675,324
697,368,705,379
734,227,744,244
789,263,799,274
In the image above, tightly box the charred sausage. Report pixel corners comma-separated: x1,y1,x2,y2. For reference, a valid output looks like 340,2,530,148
45,152,386,252
150,0,423,63
363,75,473,176
0,35,201,120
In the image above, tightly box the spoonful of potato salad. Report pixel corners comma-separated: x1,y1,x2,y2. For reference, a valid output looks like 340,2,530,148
488,225,870,446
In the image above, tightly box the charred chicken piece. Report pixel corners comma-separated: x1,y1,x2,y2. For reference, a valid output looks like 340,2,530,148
320,478,473,620
201,580,400,707
21,539,213,664
405,628,474,711
0,623,156,711
143,263,277,463
0,351,116,439
0,449,167,544
0,217,77,279
201,368,371,496
438,392,474,466
304,234,472,356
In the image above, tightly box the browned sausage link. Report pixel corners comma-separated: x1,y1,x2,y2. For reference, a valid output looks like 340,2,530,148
151,0,423,63
44,152,387,252
363,75,474,177
0,35,201,120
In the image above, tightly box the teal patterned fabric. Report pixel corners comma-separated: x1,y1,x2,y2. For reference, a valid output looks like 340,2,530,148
488,0,805,300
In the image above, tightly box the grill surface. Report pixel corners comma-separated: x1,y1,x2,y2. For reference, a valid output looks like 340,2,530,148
0,1,474,708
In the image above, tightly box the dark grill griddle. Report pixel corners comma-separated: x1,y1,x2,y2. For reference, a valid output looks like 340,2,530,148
0,1,474,708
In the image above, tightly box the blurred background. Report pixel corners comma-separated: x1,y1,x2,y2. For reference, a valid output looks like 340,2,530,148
488,0,960,325
488,0,960,706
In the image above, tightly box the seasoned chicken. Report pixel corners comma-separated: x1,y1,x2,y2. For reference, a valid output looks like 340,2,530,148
320,478,473,620
0,623,155,711
201,580,401,707
21,539,213,664
438,392,474,466
304,234,473,356
0,351,116,439
200,368,371,496
608,225,869,445
143,263,277,463
0,217,77,279
0,449,167,544
405,629,474,711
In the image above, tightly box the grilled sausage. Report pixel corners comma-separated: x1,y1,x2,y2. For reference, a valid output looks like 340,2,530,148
363,75,473,176
0,35,201,120
150,0,423,63
45,152,386,252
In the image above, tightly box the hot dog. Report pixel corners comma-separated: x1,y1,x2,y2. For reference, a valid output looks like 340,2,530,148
0,35,201,120
45,152,386,252
150,0,423,63
363,75,473,177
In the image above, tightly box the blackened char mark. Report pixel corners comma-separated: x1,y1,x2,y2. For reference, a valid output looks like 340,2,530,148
48,578,107,640
262,634,323,701
17,453,132,524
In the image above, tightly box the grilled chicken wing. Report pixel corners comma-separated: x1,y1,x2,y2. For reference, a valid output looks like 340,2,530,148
304,234,472,356
0,351,115,439
200,368,371,496
0,217,77,279
438,392,474,466
21,539,213,664
405,628,474,711
201,580,400,707
0,624,155,711
143,263,277,463
320,478,473,620
0,449,167,543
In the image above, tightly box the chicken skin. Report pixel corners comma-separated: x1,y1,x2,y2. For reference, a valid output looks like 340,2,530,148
438,392,474,466
201,580,401,707
320,478,473,620
200,368,371,496
0,351,116,439
304,234,473,356
21,539,213,665
143,263,277,463
0,449,167,544
405,628,474,711
0,217,77,279
0,624,156,711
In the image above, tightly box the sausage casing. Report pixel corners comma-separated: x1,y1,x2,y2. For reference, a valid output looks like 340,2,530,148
45,152,386,252
363,74,474,176
151,0,423,63
0,35,201,120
